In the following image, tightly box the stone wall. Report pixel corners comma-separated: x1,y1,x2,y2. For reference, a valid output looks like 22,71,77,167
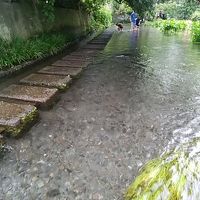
0,0,89,40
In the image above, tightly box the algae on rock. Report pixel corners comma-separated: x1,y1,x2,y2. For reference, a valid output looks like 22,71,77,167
6,107,39,137
125,137,200,200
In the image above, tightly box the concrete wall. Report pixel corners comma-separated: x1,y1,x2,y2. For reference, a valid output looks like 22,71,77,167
0,0,89,40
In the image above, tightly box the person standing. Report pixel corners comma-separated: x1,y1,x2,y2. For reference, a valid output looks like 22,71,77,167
130,11,137,31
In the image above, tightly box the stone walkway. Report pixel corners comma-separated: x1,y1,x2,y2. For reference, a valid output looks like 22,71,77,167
0,28,169,200
0,30,112,141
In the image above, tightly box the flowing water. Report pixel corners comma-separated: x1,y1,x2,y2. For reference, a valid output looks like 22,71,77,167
1,27,200,199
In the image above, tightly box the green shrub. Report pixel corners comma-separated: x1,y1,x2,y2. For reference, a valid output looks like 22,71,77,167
191,9,200,21
150,19,187,33
0,32,74,70
90,7,112,31
191,21,200,42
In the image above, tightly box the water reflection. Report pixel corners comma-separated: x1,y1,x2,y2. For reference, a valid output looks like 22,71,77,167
111,27,200,199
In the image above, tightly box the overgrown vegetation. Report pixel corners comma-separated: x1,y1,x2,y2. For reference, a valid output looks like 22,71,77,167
89,7,112,31
0,32,75,70
80,0,112,31
154,0,199,20
151,19,187,33
191,21,200,42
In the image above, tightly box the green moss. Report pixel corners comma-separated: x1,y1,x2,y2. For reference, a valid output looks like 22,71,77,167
125,138,200,200
6,107,39,137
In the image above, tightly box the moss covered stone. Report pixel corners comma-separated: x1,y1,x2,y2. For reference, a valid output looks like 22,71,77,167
20,74,72,91
38,66,82,78
6,107,38,137
125,137,200,200
0,101,38,137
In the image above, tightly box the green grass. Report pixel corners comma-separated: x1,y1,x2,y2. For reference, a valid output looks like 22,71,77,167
148,19,187,33
0,32,75,71
191,21,200,42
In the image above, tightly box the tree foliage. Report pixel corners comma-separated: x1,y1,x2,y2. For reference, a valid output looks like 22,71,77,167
155,0,200,19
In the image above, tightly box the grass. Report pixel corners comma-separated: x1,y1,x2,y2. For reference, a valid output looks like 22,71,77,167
191,21,200,42
149,19,187,33
0,32,76,71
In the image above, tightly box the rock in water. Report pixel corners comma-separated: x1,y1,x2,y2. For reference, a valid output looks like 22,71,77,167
125,137,200,200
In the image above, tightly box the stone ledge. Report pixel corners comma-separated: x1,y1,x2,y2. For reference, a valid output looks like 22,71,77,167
20,74,72,90
0,101,38,137
52,60,90,68
38,66,82,78
0,85,59,109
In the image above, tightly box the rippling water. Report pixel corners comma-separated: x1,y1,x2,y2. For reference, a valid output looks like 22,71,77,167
103,27,200,199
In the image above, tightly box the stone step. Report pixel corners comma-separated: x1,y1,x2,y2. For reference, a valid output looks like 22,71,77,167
38,66,82,78
83,44,105,50
20,74,71,90
70,50,99,57
0,85,58,109
62,55,91,61
52,60,90,68
88,41,108,45
0,101,38,137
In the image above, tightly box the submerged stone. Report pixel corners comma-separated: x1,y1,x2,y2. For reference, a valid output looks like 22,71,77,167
0,101,38,137
52,60,90,68
125,137,200,200
0,127,5,134
89,41,107,45
70,49,99,56
0,127,5,151
62,55,91,61
38,66,82,78
83,44,105,50
20,73,71,90
0,85,58,108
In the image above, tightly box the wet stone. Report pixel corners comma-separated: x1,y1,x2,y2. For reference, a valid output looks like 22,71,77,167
0,85,58,108
62,55,91,61
83,44,105,50
0,127,5,134
89,41,107,45
0,101,38,137
52,60,90,68
38,66,82,78
70,49,99,56
46,189,60,197
20,74,72,90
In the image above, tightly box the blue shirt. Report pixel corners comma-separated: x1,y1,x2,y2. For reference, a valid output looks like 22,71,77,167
130,12,137,22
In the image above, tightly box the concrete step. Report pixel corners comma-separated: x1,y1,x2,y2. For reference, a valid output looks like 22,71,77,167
20,73,71,90
62,55,91,61
0,85,58,109
0,101,38,137
70,49,99,57
82,44,105,50
37,66,82,78
52,60,90,68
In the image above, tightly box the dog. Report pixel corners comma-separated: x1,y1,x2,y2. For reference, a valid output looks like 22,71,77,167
116,23,123,31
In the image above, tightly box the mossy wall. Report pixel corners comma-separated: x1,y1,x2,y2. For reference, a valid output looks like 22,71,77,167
0,0,89,41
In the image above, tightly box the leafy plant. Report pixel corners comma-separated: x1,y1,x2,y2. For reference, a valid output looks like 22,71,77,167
0,32,74,70
191,21,200,42
191,9,200,21
150,19,187,33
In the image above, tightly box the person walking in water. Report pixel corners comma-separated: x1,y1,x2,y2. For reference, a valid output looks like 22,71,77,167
130,11,137,31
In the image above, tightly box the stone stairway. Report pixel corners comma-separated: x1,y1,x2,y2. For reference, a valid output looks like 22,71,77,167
0,30,113,147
